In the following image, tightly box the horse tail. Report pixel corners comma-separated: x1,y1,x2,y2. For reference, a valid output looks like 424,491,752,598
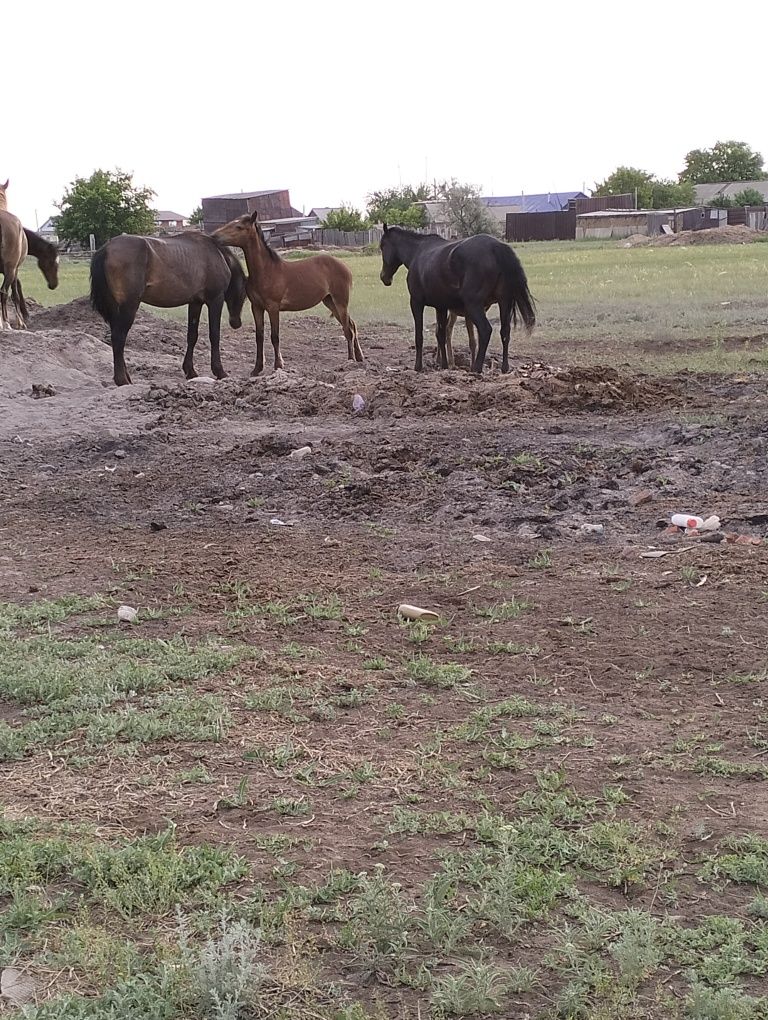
496,243,535,333
89,244,117,325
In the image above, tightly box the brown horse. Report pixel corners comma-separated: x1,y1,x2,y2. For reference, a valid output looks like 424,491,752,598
0,180,29,330
90,232,247,386
443,311,477,369
12,229,60,321
213,212,363,375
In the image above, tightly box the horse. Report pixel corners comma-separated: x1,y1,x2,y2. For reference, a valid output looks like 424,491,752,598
444,310,477,369
0,180,29,330
89,231,247,386
379,225,535,374
11,229,60,322
213,211,363,375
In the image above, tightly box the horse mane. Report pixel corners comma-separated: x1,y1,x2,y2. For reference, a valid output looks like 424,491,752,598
253,221,281,263
386,225,442,241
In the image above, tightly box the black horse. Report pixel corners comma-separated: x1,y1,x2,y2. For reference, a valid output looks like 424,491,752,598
379,225,535,374
90,232,247,386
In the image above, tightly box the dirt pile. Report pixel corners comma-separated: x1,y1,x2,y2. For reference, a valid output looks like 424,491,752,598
29,298,186,352
623,225,762,248
0,328,113,398
520,366,682,410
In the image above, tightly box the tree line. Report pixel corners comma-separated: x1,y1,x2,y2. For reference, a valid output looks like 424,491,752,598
594,140,767,209
51,139,768,248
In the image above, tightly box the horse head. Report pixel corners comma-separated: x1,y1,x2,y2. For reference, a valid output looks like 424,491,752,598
213,214,254,247
379,223,402,286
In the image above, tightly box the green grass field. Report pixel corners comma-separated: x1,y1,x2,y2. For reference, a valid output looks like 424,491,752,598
18,238,768,372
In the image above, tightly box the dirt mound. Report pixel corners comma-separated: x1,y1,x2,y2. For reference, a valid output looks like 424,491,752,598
0,327,113,397
520,365,682,410
622,225,762,248
28,298,186,352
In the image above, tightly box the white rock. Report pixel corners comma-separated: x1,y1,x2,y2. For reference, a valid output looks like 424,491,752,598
117,605,138,623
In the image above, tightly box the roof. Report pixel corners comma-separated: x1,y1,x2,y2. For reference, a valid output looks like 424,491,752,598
39,217,57,231
202,189,284,201
154,210,186,221
693,180,768,203
481,191,587,212
576,208,697,219
308,207,338,220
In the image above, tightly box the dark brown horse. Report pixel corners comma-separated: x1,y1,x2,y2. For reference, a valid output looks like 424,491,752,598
12,229,60,321
213,212,363,375
0,180,28,330
380,225,535,374
90,232,247,386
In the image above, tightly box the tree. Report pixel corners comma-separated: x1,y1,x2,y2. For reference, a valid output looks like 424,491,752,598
732,187,766,206
55,169,156,247
321,205,369,231
189,205,204,226
437,179,498,237
593,166,694,209
679,141,767,184
366,184,431,228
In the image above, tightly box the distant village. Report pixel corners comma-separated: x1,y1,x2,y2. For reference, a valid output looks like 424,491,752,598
38,179,768,248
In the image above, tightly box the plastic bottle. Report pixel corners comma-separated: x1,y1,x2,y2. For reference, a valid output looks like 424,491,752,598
671,513,704,529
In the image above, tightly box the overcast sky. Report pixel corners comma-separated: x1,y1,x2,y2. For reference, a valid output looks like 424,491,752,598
5,0,766,228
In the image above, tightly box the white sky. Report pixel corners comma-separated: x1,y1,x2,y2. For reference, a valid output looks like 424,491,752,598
5,0,766,228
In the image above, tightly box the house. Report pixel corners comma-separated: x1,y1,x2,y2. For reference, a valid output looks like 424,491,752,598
201,189,303,233
694,180,768,205
38,217,58,242
307,207,339,224
419,191,589,233
481,191,588,227
153,210,187,234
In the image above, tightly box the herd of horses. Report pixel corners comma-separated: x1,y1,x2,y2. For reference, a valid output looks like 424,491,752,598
1,179,537,386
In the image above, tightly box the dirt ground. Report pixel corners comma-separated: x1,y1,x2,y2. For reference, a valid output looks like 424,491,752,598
2,299,768,1017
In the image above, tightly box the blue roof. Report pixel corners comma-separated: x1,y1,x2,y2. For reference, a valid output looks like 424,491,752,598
482,191,587,213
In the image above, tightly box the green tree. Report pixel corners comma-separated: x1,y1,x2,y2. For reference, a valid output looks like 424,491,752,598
366,184,430,228
189,205,204,226
679,141,767,184
593,166,694,209
732,187,766,206
55,169,156,247
321,205,369,231
437,179,498,237
708,195,735,209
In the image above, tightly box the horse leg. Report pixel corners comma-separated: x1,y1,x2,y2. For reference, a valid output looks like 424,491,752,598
435,308,449,369
110,303,139,386
410,296,425,371
13,279,29,325
323,295,364,362
9,276,26,330
465,303,493,375
466,318,477,367
251,302,265,376
183,300,203,379
207,296,227,380
0,281,8,330
267,307,284,371
498,297,513,374
445,312,456,369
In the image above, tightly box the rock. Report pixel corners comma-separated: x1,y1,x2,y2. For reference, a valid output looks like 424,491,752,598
149,521,167,532
579,523,605,537
288,446,313,460
31,383,56,399
114,449,127,459
117,605,138,623
1,967,38,1006
516,524,540,540
630,489,653,507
